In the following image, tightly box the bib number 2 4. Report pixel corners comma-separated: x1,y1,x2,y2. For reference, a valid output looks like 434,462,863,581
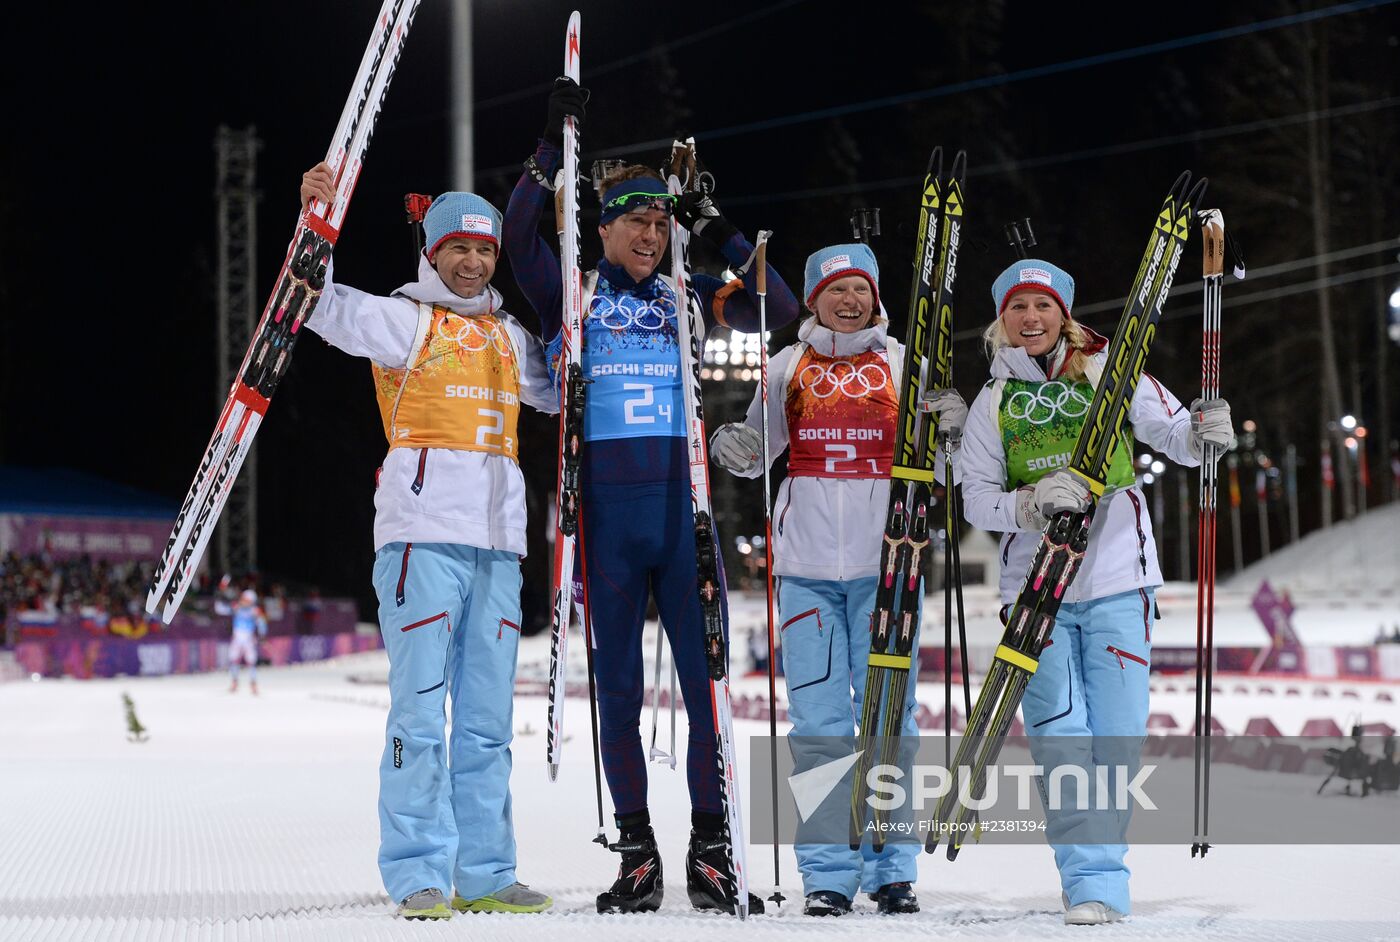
623,382,673,425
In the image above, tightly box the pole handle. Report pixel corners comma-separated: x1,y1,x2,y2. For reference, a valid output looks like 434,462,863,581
756,235,768,297
1004,217,1036,260
405,193,432,258
1201,208,1225,278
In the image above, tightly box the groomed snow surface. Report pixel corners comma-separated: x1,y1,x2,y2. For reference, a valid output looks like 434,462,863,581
3,629,1399,942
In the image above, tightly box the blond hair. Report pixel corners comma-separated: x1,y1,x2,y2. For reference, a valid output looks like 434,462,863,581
982,316,1095,382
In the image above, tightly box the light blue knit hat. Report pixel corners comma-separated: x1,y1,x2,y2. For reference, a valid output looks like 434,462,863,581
423,192,502,260
991,258,1075,319
803,243,880,310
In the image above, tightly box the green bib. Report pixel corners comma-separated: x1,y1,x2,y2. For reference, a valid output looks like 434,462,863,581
997,377,1136,490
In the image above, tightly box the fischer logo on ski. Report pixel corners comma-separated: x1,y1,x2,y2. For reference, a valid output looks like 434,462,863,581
850,146,967,853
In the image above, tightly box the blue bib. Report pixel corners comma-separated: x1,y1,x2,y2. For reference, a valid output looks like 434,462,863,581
231,604,263,636
547,273,686,442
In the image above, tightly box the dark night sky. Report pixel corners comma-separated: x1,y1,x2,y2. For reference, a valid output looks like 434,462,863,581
4,1,1398,620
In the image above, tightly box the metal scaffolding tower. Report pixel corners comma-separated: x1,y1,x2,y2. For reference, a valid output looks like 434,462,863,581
213,125,261,577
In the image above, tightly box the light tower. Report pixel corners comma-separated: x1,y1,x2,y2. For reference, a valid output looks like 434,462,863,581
213,124,261,576
452,0,473,190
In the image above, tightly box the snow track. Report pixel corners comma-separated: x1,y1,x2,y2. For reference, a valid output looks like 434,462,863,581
2,648,1396,941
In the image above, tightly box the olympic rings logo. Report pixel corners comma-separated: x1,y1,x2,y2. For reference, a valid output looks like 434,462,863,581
443,316,511,357
588,291,677,331
796,361,890,399
1005,381,1090,425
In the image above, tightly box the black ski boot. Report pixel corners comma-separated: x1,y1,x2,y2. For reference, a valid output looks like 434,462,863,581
596,816,663,914
685,823,766,915
804,890,852,916
870,881,920,914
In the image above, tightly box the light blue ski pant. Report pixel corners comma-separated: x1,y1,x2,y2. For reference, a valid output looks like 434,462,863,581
372,542,522,904
1022,587,1154,916
779,575,920,899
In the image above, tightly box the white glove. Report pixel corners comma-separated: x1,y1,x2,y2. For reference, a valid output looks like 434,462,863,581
710,422,764,475
1015,470,1092,530
1189,397,1235,462
921,388,968,449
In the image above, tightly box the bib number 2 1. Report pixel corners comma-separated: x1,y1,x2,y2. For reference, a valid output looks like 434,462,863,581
825,443,879,474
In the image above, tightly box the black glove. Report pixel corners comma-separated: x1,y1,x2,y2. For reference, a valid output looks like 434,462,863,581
677,190,738,246
543,76,588,147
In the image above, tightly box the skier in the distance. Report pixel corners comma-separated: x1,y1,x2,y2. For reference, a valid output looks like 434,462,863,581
221,588,267,695
958,259,1234,925
300,164,557,921
710,244,967,916
502,78,799,915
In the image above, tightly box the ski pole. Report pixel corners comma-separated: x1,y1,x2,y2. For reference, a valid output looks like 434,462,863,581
945,481,953,772
949,466,972,748
648,628,677,769
1192,209,1225,858
668,651,677,764
577,501,609,847
404,193,432,258
1003,217,1036,260
942,451,972,760
753,232,785,907
850,207,881,244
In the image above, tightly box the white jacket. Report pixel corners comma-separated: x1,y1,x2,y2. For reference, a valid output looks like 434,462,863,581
960,342,1197,605
306,256,557,555
735,317,928,582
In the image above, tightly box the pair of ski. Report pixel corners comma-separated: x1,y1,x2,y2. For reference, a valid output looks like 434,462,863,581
848,147,966,851
924,171,1209,860
146,0,420,621
541,13,752,918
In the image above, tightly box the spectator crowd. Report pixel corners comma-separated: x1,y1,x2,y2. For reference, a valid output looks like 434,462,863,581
1,551,154,629
1,552,302,644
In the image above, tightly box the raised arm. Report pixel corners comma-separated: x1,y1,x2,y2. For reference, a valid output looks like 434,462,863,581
502,78,590,343
675,190,799,335
503,141,565,343
304,258,420,369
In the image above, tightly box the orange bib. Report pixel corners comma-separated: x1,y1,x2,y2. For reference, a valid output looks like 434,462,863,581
373,304,522,461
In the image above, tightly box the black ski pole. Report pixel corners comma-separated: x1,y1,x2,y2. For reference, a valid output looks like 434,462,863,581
1004,217,1036,260
754,234,786,907
850,207,881,244
577,504,610,847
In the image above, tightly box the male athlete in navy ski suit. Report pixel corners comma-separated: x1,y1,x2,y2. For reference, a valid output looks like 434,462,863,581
502,78,798,915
